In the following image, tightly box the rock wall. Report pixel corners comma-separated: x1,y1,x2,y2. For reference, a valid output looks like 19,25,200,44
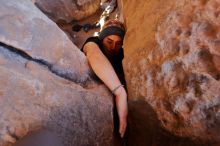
34,0,101,23
122,0,220,145
0,45,113,146
0,0,114,146
0,0,92,84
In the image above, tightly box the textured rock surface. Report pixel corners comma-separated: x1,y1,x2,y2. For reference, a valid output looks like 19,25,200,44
0,0,92,84
0,45,113,146
0,0,114,146
122,0,220,145
34,0,101,23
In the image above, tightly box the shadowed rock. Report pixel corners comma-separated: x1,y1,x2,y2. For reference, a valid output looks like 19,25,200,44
34,0,101,23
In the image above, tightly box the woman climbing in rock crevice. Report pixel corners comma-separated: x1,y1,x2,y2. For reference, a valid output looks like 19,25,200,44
81,19,128,139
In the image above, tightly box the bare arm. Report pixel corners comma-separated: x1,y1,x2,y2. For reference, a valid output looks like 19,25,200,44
83,42,128,137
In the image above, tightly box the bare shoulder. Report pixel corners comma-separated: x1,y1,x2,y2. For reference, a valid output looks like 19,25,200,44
83,41,101,55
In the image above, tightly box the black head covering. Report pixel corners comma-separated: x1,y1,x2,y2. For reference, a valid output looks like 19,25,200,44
98,26,125,40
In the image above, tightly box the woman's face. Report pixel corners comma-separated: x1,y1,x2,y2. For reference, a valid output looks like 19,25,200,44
102,35,123,56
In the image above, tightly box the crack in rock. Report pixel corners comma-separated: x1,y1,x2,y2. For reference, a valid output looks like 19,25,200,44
0,42,90,86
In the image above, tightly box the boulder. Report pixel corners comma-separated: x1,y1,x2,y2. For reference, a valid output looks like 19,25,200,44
122,0,220,145
0,0,92,84
0,44,113,146
0,0,114,146
34,0,101,23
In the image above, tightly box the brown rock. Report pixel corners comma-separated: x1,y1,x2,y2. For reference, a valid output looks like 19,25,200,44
122,0,220,145
0,45,114,146
0,0,92,84
34,0,101,23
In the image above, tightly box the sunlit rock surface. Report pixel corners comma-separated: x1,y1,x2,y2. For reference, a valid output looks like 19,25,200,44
0,0,93,84
122,0,220,145
0,0,114,146
0,46,113,146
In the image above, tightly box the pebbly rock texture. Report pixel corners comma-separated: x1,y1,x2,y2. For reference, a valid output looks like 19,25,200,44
0,0,114,146
122,0,220,145
0,45,113,146
0,0,92,84
34,0,101,23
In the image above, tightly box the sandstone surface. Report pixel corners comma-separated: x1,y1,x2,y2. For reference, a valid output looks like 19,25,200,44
0,0,92,84
122,0,220,145
0,45,113,146
0,0,114,146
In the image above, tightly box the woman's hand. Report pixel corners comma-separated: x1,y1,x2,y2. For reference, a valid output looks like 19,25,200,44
115,87,128,138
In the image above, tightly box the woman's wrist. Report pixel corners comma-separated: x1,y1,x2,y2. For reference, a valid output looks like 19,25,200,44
114,86,126,97
112,84,124,95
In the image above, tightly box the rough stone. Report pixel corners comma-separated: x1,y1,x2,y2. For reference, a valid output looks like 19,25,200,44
122,0,220,145
0,45,114,146
0,0,92,84
0,1,115,146
34,0,101,23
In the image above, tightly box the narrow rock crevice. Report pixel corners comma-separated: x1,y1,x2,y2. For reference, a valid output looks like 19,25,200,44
0,42,90,86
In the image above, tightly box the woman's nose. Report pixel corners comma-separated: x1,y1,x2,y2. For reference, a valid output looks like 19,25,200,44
111,43,116,50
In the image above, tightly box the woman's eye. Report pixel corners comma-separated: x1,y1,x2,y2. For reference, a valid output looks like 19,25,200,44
107,41,113,44
116,44,122,48
116,42,122,47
